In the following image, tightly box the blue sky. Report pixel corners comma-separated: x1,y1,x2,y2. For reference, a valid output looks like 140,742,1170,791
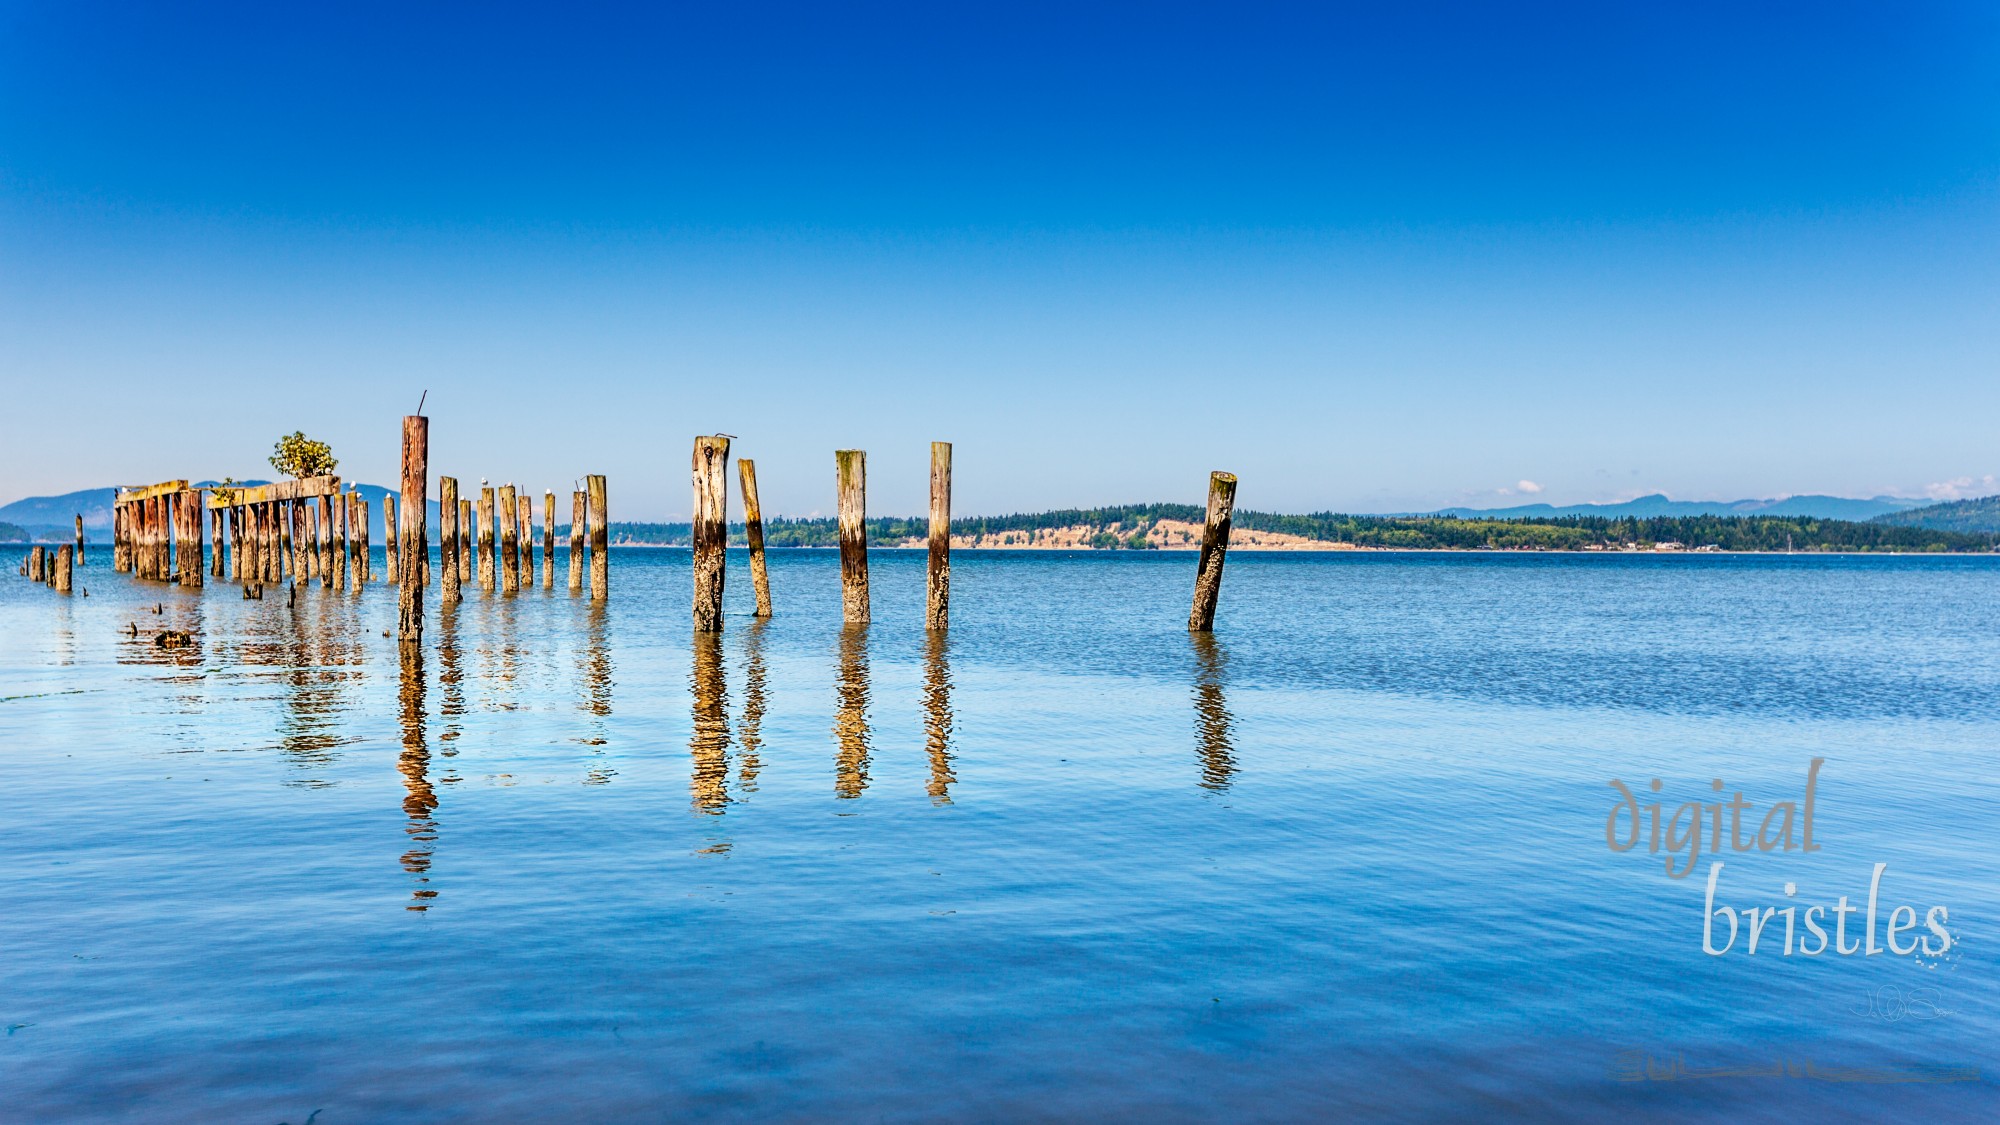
3,1,1996,518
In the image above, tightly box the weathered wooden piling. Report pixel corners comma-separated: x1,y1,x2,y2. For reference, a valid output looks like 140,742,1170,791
75,515,85,567
29,546,45,583
334,493,349,591
458,499,472,584
516,491,534,589
180,489,203,587
1188,471,1238,632
55,545,73,593
588,474,608,600
289,500,306,585
112,504,129,572
927,441,951,630
738,459,772,617
542,491,555,590
568,488,584,592
211,509,225,577
279,501,293,578
398,414,427,641
384,493,400,584
303,505,318,581
836,450,869,625
317,496,333,587
440,477,461,604
692,436,731,632
499,484,520,593
478,486,496,590
355,496,371,586
229,505,243,581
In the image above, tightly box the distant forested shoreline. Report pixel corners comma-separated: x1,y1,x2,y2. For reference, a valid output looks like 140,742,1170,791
598,504,1997,552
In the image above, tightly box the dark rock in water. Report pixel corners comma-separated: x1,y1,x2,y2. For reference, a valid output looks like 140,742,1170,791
154,630,192,649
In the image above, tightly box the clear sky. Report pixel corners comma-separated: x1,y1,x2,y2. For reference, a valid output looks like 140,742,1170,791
3,2,1996,519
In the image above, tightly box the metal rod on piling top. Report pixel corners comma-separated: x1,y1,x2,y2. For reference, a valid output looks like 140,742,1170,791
458,499,472,584
587,474,608,600
499,484,520,593
738,459,772,617
692,436,731,632
927,441,952,631
55,545,73,593
398,414,428,641
478,486,496,590
836,450,869,625
517,491,534,589
542,491,555,590
440,477,461,604
383,493,400,584
1188,471,1238,632
568,490,585,592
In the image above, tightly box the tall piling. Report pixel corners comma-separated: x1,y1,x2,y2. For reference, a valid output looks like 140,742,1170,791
356,497,372,585
587,474,608,600
317,496,333,587
1188,471,1238,632
568,491,585,591
55,545,73,593
478,486,496,590
211,508,225,577
738,459,772,617
112,504,128,572
384,494,400,584
334,494,349,591
543,491,556,590
440,477,461,604
499,484,520,593
398,414,428,642
30,546,45,583
181,489,204,587
290,500,306,584
458,499,472,584
836,450,869,625
75,515,85,567
516,491,534,590
927,441,951,630
692,435,731,632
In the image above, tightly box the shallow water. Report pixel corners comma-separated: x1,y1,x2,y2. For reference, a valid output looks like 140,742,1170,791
3,547,1997,1122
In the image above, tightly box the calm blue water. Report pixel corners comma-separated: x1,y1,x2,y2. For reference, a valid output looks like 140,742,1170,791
2,547,1997,1122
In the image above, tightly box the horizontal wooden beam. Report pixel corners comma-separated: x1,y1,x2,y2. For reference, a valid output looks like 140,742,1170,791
207,475,341,507
116,480,190,504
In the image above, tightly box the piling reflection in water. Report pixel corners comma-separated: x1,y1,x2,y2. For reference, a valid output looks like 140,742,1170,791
437,601,464,781
923,631,956,804
689,632,732,814
833,626,871,799
397,645,439,910
579,600,613,719
1190,632,1237,791
736,619,767,793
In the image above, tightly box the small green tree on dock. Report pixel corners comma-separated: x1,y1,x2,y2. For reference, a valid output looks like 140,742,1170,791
269,432,338,479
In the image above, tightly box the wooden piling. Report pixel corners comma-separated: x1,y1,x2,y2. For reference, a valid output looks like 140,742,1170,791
440,477,461,604
1188,471,1237,632
289,500,306,585
112,503,128,572
927,441,951,630
55,545,73,593
384,493,400,584
587,475,608,600
398,414,428,642
738,459,772,617
229,506,242,581
458,499,472,585
334,494,348,591
279,501,292,578
355,496,371,586
568,491,585,591
211,508,225,577
543,491,555,590
478,487,496,590
75,515,85,567
499,484,519,593
516,491,534,590
181,489,203,587
30,546,45,583
317,496,333,587
692,436,731,632
836,450,869,625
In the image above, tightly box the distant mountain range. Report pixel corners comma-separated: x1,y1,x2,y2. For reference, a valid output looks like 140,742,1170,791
0,482,443,541
1869,494,2000,534
1426,493,1934,522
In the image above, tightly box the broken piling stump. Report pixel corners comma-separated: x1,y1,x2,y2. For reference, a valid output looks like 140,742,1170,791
738,459,772,617
836,450,868,625
692,436,730,632
1188,471,1237,632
